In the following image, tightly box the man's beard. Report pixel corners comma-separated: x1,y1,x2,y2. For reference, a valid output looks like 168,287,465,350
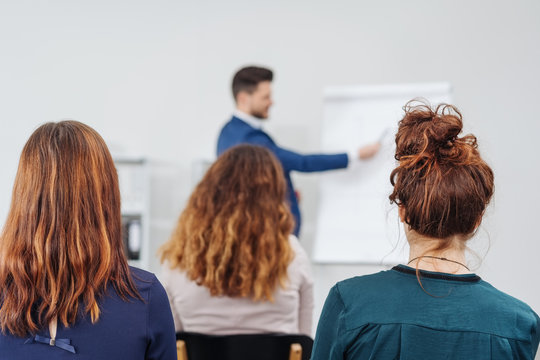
251,108,268,119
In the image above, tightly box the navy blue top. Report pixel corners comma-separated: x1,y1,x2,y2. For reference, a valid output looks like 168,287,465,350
312,265,540,360
217,116,349,236
0,267,177,360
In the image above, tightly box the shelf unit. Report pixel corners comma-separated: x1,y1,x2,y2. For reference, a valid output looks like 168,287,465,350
115,157,151,270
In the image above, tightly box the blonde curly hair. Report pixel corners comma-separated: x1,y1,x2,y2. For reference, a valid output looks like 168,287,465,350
160,145,294,301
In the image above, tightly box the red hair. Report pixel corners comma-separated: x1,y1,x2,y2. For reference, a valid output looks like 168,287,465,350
390,100,494,247
0,121,140,337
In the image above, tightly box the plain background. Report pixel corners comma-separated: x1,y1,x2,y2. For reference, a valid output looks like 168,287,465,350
1,0,539,347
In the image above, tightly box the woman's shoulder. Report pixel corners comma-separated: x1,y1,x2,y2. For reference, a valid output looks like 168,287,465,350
127,266,167,300
328,269,411,309
287,235,309,265
288,234,305,254
129,265,157,280
129,266,158,285
335,269,396,290
287,235,312,277
476,279,540,324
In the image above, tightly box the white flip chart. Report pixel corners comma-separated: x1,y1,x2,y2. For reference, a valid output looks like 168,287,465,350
313,83,453,264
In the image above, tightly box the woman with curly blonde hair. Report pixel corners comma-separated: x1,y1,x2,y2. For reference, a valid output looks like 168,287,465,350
160,144,313,336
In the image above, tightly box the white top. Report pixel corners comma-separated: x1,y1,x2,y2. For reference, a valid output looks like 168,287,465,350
161,235,314,336
233,109,264,129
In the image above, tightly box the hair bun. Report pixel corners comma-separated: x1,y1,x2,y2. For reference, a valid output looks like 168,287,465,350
395,99,477,166
389,100,494,240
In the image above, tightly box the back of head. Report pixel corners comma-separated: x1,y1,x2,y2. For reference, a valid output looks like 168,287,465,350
232,66,273,101
0,121,138,337
160,144,294,302
389,100,494,244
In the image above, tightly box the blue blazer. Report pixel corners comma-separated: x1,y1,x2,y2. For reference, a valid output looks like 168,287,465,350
217,116,348,236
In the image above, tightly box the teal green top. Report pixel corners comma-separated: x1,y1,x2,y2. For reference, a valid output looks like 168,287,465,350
312,265,540,360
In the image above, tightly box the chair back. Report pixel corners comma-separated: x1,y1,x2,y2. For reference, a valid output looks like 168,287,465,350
176,332,313,360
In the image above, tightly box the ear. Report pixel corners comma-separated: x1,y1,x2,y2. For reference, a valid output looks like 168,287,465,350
236,91,251,106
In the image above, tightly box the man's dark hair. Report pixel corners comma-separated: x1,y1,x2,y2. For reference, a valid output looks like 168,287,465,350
232,66,273,101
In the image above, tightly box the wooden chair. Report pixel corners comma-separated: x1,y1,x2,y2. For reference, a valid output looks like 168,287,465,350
176,332,313,360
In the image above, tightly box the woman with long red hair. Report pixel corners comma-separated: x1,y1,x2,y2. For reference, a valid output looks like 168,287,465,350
0,121,176,359
160,144,313,336
311,100,540,359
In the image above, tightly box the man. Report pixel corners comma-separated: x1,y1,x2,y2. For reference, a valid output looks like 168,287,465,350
217,66,380,237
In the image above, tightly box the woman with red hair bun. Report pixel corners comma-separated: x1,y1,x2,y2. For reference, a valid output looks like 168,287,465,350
312,100,540,359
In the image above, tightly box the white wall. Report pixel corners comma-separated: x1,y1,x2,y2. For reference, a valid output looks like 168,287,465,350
1,0,539,334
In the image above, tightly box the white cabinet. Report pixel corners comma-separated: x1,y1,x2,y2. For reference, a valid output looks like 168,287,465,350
115,158,150,270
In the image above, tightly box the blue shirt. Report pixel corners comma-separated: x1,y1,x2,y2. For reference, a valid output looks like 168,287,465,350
312,265,540,359
0,267,177,360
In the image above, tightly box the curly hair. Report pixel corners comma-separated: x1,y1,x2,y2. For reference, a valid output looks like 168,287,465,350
160,145,294,301
389,99,494,247
0,121,140,337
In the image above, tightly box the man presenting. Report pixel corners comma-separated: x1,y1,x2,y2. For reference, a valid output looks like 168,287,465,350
217,66,380,236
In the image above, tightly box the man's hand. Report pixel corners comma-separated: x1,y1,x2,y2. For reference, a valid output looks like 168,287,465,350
357,142,381,160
